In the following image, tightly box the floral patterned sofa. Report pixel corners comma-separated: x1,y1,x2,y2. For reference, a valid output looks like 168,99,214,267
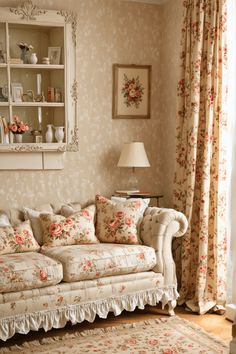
0,195,188,341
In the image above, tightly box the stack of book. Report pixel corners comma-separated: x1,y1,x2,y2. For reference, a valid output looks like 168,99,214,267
115,190,151,197
9,58,23,64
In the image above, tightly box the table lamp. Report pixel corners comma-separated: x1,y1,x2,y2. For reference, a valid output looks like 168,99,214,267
117,141,150,191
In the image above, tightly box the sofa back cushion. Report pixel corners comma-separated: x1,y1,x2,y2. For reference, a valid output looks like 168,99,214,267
40,205,99,247
51,201,82,215
0,220,40,255
95,195,148,244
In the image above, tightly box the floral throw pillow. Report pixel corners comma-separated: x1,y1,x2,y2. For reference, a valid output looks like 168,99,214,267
40,205,99,247
0,220,40,255
95,195,147,244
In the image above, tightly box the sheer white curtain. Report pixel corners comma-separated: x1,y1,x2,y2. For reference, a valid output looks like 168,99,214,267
226,0,236,320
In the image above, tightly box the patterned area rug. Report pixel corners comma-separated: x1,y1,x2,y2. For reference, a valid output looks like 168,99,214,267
1,316,229,354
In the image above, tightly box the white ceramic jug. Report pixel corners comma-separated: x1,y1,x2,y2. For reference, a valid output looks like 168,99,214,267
55,126,64,143
29,53,38,64
45,124,54,143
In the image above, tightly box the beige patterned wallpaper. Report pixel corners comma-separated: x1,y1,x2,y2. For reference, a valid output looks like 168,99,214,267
0,0,182,210
159,0,183,206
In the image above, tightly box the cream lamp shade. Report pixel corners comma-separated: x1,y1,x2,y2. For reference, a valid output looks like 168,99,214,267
117,142,150,168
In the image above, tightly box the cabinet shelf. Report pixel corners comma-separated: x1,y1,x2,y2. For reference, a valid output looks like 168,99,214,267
0,142,66,153
11,102,64,107
10,64,64,70
0,0,78,161
0,142,66,147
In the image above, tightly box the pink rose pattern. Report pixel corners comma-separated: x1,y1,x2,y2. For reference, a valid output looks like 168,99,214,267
0,221,40,255
40,207,99,247
173,0,227,312
95,195,145,244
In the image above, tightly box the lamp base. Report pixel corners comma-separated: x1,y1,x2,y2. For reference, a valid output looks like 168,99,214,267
127,169,139,191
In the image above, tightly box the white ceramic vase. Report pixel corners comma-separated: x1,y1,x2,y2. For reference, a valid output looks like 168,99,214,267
45,124,54,143
55,126,64,143
14,134,22,143
29,53,38,64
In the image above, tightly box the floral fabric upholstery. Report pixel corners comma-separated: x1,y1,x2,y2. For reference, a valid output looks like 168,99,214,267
0,271,163,319
0,220,40,255
95,195,147,244
0,252,63,293
40,205,99,247
41,243,156,282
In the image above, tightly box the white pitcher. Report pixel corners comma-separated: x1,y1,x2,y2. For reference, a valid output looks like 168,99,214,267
29,53,38,64
55,126,64,143
45,124,54,143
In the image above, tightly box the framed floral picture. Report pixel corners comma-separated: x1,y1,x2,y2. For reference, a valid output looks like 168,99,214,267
112,64,151,119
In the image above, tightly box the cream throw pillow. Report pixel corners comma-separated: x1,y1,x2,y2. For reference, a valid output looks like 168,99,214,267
23,207,53,245
0,212,11,227
0,220,40,255
40,205,99,247
95,195,148,244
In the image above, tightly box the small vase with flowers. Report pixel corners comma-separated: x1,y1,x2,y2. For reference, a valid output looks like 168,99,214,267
17,42,33,64
8,115,29,143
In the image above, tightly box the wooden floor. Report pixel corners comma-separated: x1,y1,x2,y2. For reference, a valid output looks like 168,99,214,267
0,305,232,349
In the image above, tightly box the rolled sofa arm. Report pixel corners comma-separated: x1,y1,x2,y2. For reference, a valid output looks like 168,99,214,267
140,207,188,286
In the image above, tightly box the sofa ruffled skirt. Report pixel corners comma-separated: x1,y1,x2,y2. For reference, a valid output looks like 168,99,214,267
0,271,178,341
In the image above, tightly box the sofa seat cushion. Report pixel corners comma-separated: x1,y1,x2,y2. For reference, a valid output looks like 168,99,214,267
0,252,63,293
41,243,157,282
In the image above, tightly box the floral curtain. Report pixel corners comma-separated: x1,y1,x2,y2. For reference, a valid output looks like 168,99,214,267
173,0,228,314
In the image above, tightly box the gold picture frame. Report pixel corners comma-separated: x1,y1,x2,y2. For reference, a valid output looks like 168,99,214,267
112,64,151,119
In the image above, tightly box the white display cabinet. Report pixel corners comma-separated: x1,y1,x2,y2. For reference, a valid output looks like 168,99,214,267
0,0,78,169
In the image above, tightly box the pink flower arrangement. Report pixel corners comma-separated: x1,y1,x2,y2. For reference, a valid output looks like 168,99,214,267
122,74,144,108
8,115,29,135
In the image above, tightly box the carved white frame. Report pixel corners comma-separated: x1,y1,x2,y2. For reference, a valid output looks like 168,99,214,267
0,0,79,153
